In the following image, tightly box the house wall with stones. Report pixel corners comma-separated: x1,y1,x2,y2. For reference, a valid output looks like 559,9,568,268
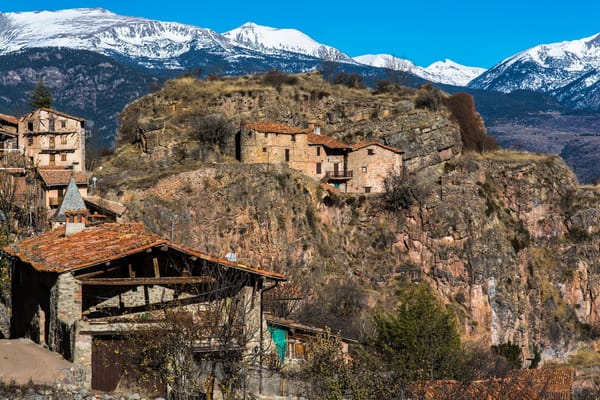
347,144,403,193
18,108,86,171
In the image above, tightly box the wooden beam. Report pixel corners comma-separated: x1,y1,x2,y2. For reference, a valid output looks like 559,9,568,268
79,276,216,286
153,257,160,277
76,265,122,279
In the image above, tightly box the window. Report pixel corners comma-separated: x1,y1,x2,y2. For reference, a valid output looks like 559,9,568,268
262,147,267,153
61,153,67,162
49,154,55,165
49,136,55,149
27,137,33,146
61,120,67,128
27,122,34,131
316,147,321,156
367,149,375,155
316,162,322,174
364,187,371,193
291,134,296,142
61,135,68,145
285,149,290,162
361,166,367,173
49,119,55,132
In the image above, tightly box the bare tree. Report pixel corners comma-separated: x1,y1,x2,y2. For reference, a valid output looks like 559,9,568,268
384,55,413,86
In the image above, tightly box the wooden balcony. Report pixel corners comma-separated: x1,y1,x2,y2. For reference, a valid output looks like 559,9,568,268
325,170,353,180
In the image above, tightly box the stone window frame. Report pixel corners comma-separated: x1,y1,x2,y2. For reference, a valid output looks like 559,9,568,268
367,149,375,155
361,166,367,173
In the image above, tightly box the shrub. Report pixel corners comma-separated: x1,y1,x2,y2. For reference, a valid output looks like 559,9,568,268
333,72,366,89
188,113,236,148
261,69,298,91
382,169,414,211
491,341,522,369
414,83,442,111
444,92,499,153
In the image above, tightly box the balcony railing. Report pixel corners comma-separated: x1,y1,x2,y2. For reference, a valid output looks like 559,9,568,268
325,170,353,180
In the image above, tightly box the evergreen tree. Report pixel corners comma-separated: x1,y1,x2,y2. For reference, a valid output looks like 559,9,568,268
373,281,462,382
29,81,53,109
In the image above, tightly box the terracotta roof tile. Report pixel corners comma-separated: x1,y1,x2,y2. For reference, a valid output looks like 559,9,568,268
5,223,164,273
38,169,87,187
352,141,405,154
0,114,18,125
307,133,351,150
246,121,311,135
4,222,285,280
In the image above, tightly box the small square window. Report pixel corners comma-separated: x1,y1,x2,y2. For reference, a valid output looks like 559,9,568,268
61,120,67,128
61,153,67,162
364,187,371,193
28,122,34,131
361,166,367,173
262,147,267,153
367,149,375,155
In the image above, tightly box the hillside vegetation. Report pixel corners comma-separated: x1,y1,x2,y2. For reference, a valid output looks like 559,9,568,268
94,73,600,372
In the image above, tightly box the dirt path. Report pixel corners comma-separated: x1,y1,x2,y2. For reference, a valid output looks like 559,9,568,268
0,339,72,385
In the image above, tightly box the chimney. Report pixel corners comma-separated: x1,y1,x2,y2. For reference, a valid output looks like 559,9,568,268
65,210,88,236
309,120,321,135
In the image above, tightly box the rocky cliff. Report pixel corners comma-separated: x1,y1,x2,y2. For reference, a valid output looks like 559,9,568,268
94,73,600,365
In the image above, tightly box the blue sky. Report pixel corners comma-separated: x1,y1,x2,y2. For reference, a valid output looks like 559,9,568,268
3,1,600,68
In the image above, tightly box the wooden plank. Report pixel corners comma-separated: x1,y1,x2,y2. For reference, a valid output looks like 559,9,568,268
153,258,160,277
80,276,215,286
76,265,122,279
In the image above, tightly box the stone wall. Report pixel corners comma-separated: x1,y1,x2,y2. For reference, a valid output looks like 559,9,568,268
347,144,402,193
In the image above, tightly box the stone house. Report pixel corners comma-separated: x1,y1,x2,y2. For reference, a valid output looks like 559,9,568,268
4,221,285,393
18,108,86,172
239,121,404,193
0,113,19,150
347,142,404,193
37,168,88,211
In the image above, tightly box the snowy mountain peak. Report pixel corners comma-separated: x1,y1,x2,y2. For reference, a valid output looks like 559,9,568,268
354,54,485,86
223,22,353,62
471,32,600,93
0,8,235,68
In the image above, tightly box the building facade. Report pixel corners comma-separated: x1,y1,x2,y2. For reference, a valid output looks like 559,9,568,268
18,108,86,172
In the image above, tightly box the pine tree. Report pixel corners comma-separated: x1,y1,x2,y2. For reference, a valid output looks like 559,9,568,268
29,81,53,109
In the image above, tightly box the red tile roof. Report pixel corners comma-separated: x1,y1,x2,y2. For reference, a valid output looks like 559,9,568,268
352,141,405,154
4,222,285,280
307,133,351,150
246,122,311,135
0,113,18,125
38,169,87,187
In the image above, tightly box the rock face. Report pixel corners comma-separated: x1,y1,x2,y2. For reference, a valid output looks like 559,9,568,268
95,73,600,364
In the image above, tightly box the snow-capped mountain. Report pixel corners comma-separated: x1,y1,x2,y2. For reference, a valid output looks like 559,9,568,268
353,54,485,86
418,59,486,87
0,8,236,69
223,22,354,62
469,33,600,94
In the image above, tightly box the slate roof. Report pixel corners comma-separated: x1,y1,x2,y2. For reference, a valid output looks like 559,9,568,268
246,122,311,135
307,133,351,150
54,176,88,222
37,169,87,187
351,141,405,154
4,222,285,280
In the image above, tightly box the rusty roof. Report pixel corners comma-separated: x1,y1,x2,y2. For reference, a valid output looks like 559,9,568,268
0,113,18,125
351,141,405,154
307,133,351,150
38,169,87,187
421,369,574,400
246,122,311,135
4,222,285,280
